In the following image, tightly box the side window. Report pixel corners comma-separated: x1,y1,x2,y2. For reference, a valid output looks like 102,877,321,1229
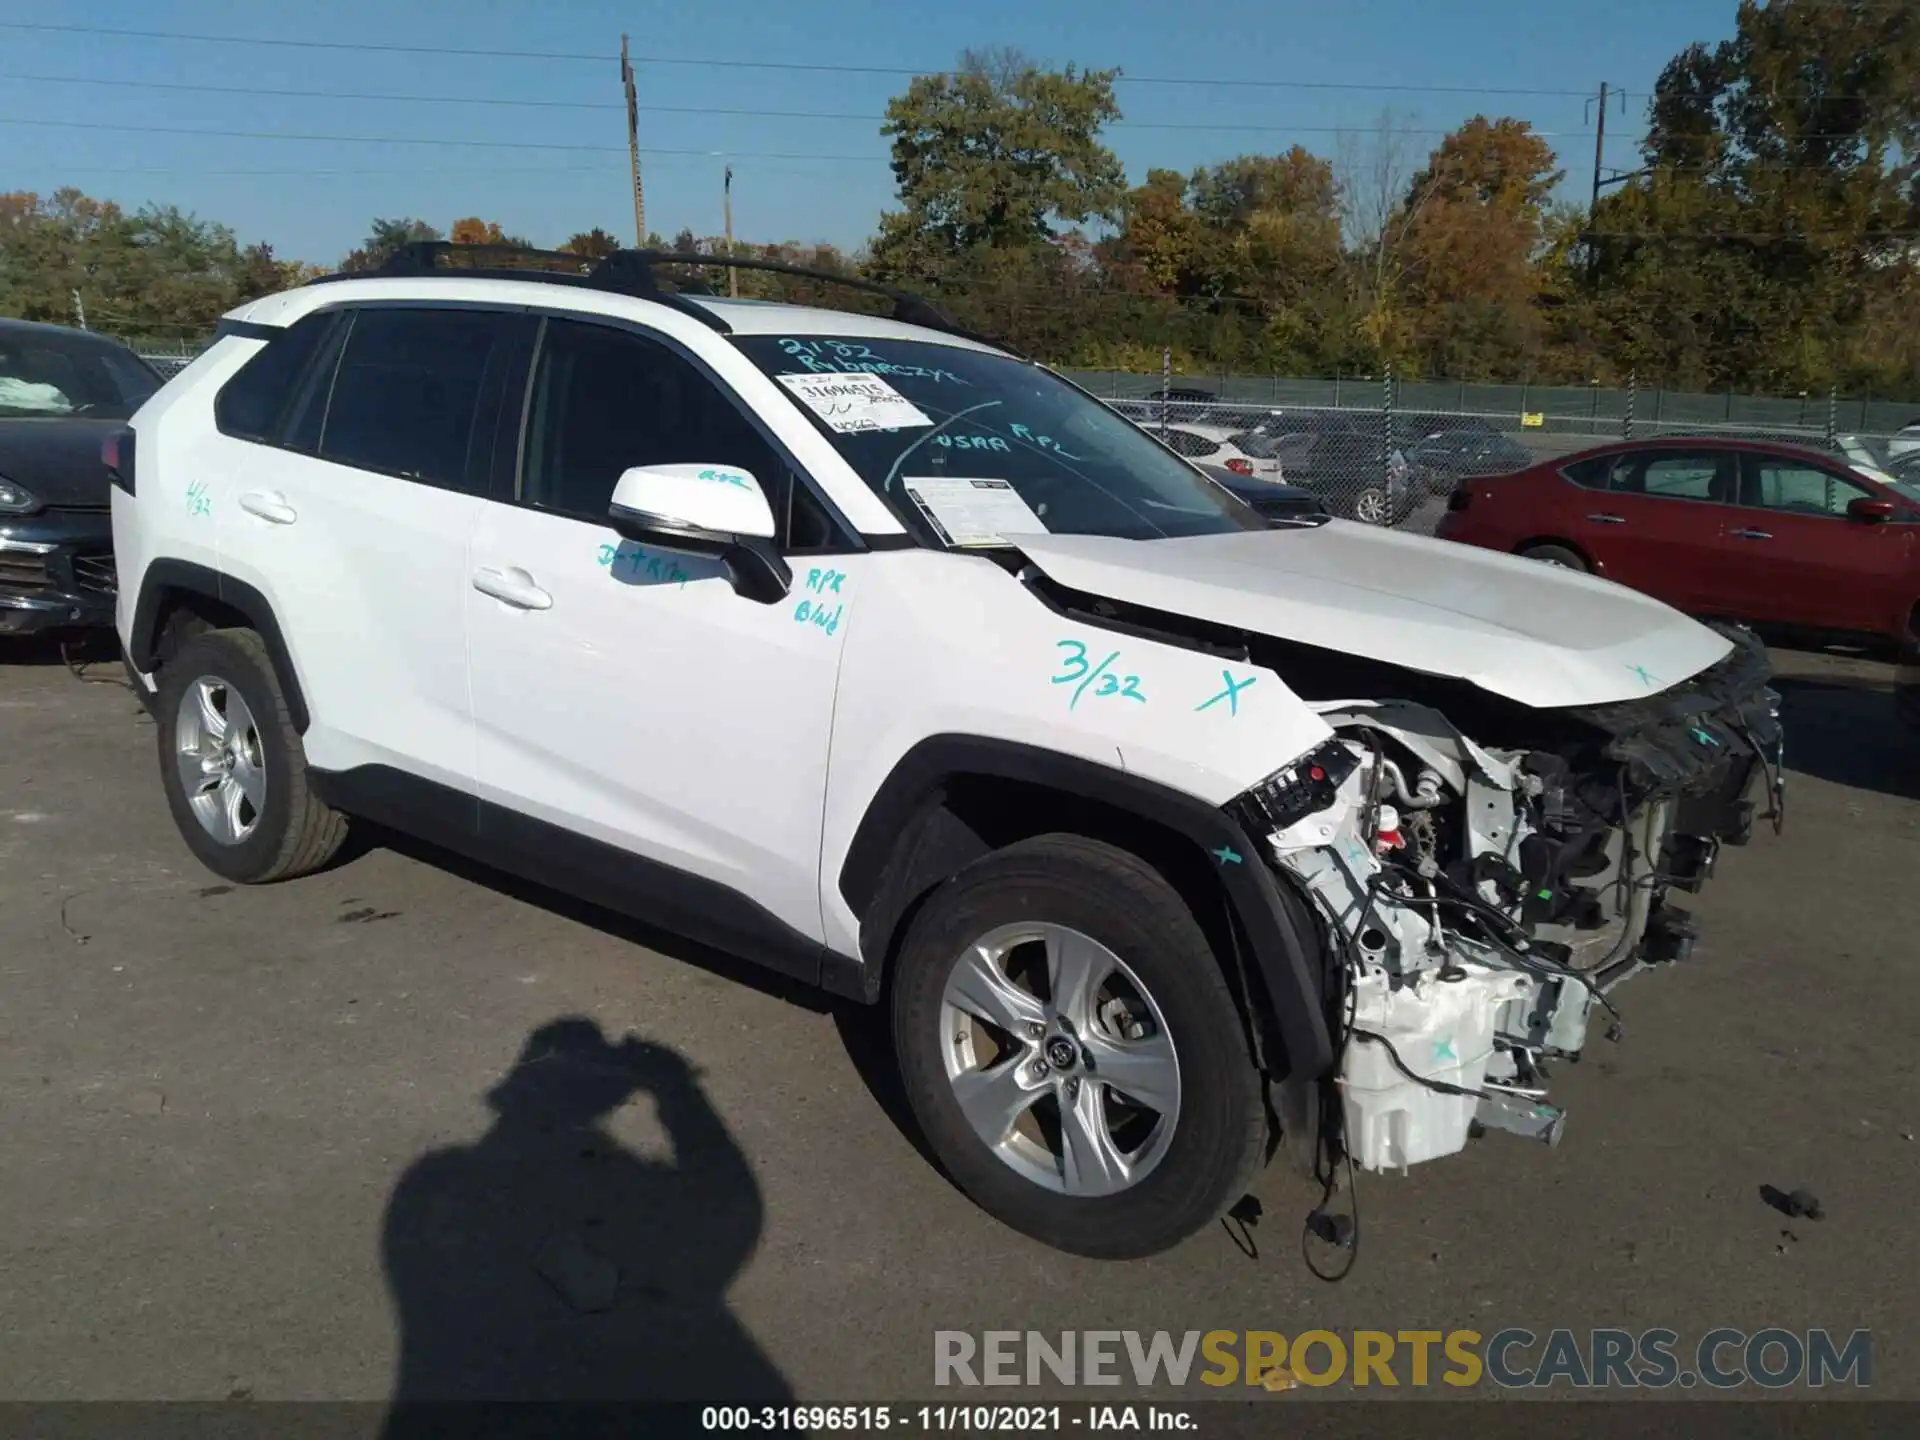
1560,455,1614,489
1608,451,1728,501
1744,459,1869,517
521,319,789,526
1161,430,1221,459
317,308,521,495
213,312,338,442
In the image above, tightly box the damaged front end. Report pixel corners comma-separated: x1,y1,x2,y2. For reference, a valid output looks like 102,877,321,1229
1228,626,1784,1173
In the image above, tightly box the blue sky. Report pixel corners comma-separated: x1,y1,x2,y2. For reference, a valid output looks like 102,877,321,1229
5,0,1739,276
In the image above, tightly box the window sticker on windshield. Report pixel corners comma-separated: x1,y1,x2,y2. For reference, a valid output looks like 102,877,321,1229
777,372,933,434
901,477,1050,548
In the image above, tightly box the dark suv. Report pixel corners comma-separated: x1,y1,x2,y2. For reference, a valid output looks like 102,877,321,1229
0,318,162,636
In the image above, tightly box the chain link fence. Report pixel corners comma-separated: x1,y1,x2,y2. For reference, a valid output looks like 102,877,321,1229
1067,366,1920,535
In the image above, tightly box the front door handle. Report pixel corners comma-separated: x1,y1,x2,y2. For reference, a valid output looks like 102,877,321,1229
238,491,297,525
1586,513,1626,524
1730,527,1773,541
471,566,553,611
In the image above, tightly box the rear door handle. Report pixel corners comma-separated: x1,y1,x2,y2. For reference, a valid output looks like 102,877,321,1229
471,566,553,611
1586,513,1626,524
1730,528,1773,541
238,490,297,525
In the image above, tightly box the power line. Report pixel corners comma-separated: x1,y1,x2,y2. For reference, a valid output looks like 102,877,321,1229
0,73,1594,135
0,21,1597,96
0,115,878,162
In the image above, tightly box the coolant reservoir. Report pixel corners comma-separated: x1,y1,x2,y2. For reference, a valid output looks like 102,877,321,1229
1340,966,1532,1172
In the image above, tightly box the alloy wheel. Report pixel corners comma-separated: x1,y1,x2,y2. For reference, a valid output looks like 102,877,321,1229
938,922,1182,1198
174,676,266,846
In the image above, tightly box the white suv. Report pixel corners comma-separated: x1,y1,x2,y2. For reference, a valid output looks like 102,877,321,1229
111,246,1782,1259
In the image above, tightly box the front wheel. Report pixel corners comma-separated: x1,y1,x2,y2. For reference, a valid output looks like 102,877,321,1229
1348,486,1392,525
1518,542,1589,571
891,835,1265,1258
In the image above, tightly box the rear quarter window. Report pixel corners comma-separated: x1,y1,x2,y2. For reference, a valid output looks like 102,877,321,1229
1560,455,1613,488
214,313,340,443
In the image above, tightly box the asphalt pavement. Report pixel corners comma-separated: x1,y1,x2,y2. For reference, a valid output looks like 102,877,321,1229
1,638,1915,1405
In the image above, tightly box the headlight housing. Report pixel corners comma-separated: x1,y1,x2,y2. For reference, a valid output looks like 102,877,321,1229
0,476,41,514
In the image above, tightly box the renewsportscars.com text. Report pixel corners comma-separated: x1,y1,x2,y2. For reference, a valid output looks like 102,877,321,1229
933,1328,1872,1390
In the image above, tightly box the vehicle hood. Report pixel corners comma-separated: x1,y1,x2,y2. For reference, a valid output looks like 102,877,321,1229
1015,522,1735,709
0,417,120,508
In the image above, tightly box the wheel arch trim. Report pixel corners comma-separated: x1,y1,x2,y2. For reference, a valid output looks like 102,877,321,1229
836,734,1333,1079
126,559,311,733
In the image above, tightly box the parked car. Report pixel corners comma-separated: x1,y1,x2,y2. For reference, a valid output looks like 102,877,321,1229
1106,388,1230,427
1399,414,1532,497
0,318,163,636
1257,410,1417,524
1885,420,1920,460
1436,436,1920,647
1148,423,1284,482
113,242,1779,1260
1196,465,1331,526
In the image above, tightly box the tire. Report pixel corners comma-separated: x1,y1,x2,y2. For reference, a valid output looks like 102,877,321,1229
1348,486,1391,525
1518,542,1589,571
891,834,1264,1259
155,627,347,883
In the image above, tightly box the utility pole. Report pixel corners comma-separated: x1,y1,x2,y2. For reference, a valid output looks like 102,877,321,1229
724,165,737,297
1589,81,1610,218
621,35,646,247
70,289,87,330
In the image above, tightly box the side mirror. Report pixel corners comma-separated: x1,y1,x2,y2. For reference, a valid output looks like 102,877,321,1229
607,464,790,603
1847,496,1897,524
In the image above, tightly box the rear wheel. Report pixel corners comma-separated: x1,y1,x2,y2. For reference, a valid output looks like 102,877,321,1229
1518,542,1589,571
891,835,1264,1259
155,628,348,883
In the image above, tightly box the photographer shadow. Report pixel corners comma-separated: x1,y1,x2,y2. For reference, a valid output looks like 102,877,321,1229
379,1018,791,1435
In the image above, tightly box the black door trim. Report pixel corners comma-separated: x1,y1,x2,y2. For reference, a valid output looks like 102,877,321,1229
307,764,833,988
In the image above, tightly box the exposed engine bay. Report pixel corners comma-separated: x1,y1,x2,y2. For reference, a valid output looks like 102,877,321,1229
1229,625,1785,1174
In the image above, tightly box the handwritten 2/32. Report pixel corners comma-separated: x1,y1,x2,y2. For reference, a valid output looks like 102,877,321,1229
1052,640,1147,711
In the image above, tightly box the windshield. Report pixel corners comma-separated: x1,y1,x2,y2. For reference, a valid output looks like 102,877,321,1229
0,333,160,419
733,335,1262,545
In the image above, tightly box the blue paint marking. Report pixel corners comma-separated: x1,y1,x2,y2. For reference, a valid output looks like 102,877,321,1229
803,567,847,596
1195,669,1257,716
1052,640,1147,710
185,481,212,518
1691,726,1721,747
1009,422,1082,461
1211,846,1243,866
1628,663,1659,687
932,433,1012,453
596,542,690,589
775,337,968,385
1434,1037,1457,1064
697,468,750,490
793,566,848,636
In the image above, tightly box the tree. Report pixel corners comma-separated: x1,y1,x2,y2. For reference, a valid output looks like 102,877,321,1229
560,228,621,260
340,217,443,272
1395,117,1565,377
1335,110,1436,369
0,188,293,339
449,217,509,246
869,51,1125,281
1580,0,1919,393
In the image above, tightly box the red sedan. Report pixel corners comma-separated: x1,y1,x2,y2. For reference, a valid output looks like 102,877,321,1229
1435,437,1920,646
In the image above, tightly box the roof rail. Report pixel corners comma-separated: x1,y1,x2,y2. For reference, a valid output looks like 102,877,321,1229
304,242,1009,350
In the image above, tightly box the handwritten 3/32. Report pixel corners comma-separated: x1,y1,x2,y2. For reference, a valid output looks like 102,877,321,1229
1052,640,1147,710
